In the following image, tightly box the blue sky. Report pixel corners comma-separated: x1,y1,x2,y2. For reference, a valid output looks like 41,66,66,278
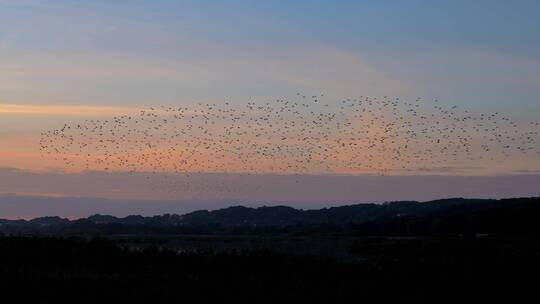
1,1,540,215
1,0,539,112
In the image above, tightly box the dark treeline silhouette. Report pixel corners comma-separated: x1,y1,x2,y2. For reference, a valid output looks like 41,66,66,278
1,197,540,236
2,198,540,303
0,235,538,303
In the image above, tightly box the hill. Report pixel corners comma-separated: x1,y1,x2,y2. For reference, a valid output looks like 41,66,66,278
1,197,539,236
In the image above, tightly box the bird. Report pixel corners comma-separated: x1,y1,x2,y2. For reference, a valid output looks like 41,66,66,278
39,94,540,197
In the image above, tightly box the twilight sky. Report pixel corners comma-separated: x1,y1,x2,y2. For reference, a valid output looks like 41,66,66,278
1,0,539,217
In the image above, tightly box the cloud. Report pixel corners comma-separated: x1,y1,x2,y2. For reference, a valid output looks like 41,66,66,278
0,103,142,116
0,0,42,7
0,193,233,219
511,169,540,174
0,44,413,105
1,167,539,218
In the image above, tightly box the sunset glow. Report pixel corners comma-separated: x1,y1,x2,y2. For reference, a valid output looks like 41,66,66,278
0,0,539,214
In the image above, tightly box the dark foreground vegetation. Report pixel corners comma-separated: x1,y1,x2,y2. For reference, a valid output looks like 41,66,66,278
0,235,538,303
1,198,539,303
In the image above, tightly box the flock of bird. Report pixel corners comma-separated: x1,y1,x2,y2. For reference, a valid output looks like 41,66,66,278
39,95,540,196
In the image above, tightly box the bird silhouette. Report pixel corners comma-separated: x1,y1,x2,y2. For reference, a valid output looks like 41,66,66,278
39,94,540,197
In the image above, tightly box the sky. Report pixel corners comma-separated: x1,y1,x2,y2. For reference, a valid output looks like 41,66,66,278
1,0,540,217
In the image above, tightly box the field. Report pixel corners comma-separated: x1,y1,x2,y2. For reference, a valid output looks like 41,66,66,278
1,235,538,303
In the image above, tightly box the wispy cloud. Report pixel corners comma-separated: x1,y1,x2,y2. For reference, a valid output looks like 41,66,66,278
0,167,539,212
0,45,414,105
0,0,43,7
0,103,141,116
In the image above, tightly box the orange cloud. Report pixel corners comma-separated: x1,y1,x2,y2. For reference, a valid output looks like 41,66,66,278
0,103,141,116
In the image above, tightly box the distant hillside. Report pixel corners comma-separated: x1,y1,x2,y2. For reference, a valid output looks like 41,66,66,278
1,197,539,236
